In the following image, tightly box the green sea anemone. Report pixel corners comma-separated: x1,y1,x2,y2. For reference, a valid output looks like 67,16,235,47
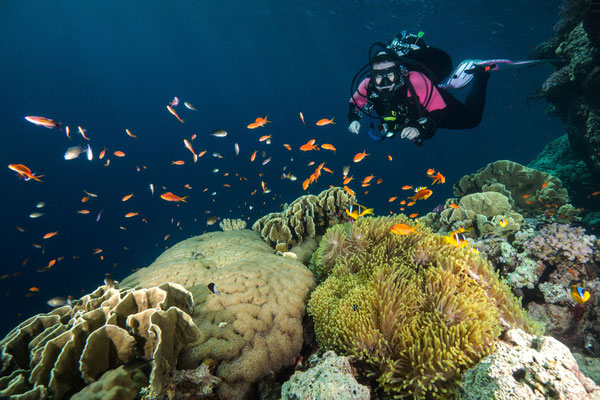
308,215,543,399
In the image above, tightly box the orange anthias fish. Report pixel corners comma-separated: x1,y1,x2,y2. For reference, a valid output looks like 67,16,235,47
429,171,446,185
362,174,375,184
184,139,196,155
408,189,433,201
122,194,134,201
299,112,305,125
78,126,90,140
316,118,335,126
167,105,184,123
125,212,139,218
248,116,271,129
321,144,336,153
390,223,419,235
344,185,356,196
125,129,136,138
8,164,44,182
160,192,188,202
25,116,62,130
300,139,319,151
172,160,185,165
43,231,58,239
259,135,272,142
426,168,436,175
283,143,292,150
353,150,369,163
113,151,126,157
250,150,257,162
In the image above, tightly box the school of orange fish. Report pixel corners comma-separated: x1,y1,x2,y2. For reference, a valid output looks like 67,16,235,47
9,98,600,307
9,101,458,302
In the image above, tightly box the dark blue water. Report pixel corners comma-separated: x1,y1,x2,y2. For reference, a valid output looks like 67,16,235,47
0,0,563,335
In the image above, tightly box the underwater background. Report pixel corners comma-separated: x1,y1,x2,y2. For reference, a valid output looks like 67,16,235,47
0,0,564,336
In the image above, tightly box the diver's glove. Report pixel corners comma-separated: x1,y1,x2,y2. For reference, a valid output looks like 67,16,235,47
400,126,420,140
400,117,436,146
349,121,361,134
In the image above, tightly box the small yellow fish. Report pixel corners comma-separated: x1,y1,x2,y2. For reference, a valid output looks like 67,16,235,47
498,217,508,228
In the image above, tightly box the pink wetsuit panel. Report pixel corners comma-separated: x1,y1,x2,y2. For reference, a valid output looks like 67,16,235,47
350,78,370,108
349,73,446,112
407,71,446,111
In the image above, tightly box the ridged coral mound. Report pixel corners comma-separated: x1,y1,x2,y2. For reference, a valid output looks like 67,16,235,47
120,229,315,400
307,215,543,399
0,283,199,400
253,187,355,252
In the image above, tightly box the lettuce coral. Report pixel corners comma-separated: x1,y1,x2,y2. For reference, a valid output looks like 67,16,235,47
307,215,543,399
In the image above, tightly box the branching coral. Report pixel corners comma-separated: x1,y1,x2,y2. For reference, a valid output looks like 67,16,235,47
523,223,598,270
307,215,543,399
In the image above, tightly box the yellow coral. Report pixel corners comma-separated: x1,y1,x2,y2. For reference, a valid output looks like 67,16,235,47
308,215,543,399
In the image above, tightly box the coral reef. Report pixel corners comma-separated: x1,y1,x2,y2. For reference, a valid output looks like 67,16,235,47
140,360,221,400
528,134,597,217
281,350,370,400
453,160,569,211
530,2,600,177
71,364,149,400
120,229,315,400
420,191,524,239
523,223,598,270
0,283,199,399
457,329,600,400
252,187,355,252
422,160,576,241
219,218,247,231
498,222,600,356
307,215,542,399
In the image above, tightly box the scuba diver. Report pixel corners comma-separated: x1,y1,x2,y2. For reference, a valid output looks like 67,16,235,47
348,32,560,145
348,32,492,146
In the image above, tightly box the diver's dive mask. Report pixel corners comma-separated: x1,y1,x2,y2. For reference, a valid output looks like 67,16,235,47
371,64,407,92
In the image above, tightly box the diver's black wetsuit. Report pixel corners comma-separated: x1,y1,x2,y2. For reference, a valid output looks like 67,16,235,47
428,71,489,131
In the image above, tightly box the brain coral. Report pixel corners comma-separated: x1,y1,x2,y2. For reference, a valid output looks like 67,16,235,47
252,187,356,252
0,283,199,400
120,229,315,400
454,160,568,211
307,215,543,399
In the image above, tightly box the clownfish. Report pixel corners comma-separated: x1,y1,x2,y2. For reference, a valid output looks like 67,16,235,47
571,285,591,304
345,204,373,220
